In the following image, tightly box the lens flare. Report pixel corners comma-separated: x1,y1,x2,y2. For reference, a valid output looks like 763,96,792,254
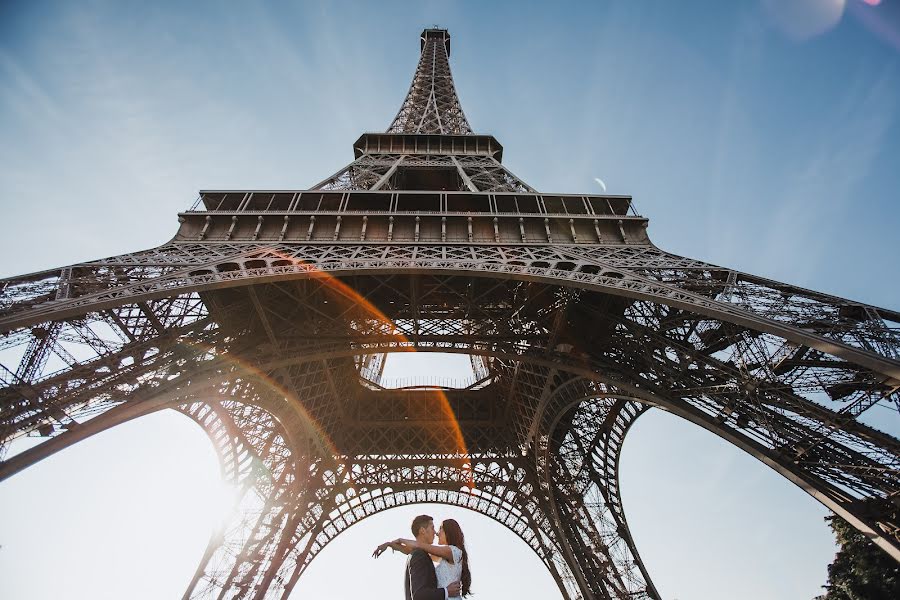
762,0,846,41
188,250,474,488
176,336,345,485
849,0,900,51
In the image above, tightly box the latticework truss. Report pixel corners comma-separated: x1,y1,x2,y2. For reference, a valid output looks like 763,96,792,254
1,27,899,600
389,29,473,135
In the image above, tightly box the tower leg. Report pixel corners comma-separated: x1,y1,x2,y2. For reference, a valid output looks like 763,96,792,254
177,396,328,600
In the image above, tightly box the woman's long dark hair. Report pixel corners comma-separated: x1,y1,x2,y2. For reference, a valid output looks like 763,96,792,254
441,518,471,596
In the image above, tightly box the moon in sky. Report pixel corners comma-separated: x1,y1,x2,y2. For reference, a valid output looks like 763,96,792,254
594,177,607,192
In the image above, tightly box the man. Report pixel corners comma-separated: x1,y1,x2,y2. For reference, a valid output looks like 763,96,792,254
405,514,461,600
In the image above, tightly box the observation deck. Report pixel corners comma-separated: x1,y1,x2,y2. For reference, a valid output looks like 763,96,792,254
178,189,649,245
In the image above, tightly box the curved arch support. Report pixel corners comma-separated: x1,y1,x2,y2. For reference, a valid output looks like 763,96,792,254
556,397,658,599
2,244,899,381
533,375,900,574
272,461,582,600
176,397,324,600
527,377,659,599
2,246,899,600
0,362,225,482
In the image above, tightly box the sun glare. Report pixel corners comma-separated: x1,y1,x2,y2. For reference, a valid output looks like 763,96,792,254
203,478,244,531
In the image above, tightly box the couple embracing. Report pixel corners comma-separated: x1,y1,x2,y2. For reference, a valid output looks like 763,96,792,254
373,514,472,599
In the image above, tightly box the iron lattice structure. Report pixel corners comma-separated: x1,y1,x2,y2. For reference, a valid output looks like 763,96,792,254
1,28,899,600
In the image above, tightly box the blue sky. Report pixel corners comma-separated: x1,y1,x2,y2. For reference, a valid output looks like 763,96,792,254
1,1,899,599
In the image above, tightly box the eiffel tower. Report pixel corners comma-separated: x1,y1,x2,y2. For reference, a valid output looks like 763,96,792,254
1,28,899,600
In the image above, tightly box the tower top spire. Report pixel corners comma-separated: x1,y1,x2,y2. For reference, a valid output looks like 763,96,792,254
421,27,451,56
388,28,472,135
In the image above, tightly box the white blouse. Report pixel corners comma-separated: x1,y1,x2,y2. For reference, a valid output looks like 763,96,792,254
434,545,463,599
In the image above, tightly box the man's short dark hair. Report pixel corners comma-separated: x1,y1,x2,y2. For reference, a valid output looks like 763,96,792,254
411,514,433,537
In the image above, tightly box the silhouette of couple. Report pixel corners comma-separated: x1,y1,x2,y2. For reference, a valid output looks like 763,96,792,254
373,514,471,599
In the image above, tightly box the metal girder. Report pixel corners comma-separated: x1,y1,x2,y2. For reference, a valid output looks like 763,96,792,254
388,29,472,136
2,273,898,596
2,26,899,600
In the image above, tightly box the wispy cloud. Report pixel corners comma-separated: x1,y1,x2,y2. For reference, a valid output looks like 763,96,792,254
0,48,67,130
758,65,897,284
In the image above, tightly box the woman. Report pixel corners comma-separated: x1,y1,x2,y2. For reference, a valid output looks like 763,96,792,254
373,518,472,598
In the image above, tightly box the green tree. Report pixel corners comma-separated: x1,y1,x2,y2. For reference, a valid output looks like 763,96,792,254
816,515,900,600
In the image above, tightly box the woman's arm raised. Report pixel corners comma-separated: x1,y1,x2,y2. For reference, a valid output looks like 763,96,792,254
372,540,412,558
393,538,454,562
390,541,412,555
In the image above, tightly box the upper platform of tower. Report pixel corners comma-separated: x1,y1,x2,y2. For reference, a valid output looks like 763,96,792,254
187,27,641,233
387,29,474,135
